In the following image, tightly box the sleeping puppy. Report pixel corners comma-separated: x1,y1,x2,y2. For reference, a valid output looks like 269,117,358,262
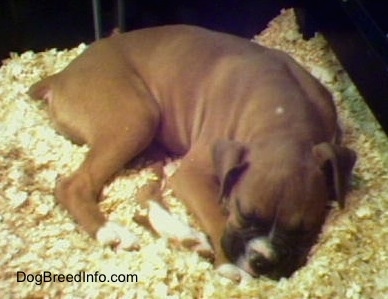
28,25,356,279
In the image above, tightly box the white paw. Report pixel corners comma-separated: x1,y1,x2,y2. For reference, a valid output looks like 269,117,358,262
147,201,193,240
96,221,139,251
146,201,214,258
217,263,253,283
187,231,214,260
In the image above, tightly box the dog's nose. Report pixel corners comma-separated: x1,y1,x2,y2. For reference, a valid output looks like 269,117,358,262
249,252,276,274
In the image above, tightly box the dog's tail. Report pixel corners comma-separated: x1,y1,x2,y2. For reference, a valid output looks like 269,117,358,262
28,75,57,103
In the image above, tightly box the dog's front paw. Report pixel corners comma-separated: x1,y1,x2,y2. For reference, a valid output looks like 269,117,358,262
186,232,214,260
147,201,194,240
216,264,253,283
96,221,140,251
146,201,214,259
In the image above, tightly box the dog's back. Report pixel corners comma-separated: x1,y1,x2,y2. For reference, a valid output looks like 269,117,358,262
100,25,338,153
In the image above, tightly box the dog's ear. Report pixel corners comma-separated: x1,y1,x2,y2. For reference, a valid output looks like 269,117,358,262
28,75,57,102
313,142,357,208
213,140,249,204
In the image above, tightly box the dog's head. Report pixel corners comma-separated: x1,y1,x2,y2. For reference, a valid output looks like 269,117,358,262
213,139,356,279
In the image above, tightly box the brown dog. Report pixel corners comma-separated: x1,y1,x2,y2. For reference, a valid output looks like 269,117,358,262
28,25,356,279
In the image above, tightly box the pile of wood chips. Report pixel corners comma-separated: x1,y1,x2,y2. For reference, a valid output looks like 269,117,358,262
1,9,387,299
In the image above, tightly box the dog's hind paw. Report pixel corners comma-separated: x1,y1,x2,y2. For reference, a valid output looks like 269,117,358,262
96,221,140,251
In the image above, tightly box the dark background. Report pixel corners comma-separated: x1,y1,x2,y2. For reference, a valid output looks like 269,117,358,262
0,0,294,58
1,0,388,133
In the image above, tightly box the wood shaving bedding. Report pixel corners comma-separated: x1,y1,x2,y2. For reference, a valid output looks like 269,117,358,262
0,9,387,299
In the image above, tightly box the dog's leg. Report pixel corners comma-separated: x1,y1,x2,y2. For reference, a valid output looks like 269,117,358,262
132,144,167,208
49,86,160,249
28,74,162,250
56,126,157,249
29,76,160,249
168,148,229,266
167,149,253,282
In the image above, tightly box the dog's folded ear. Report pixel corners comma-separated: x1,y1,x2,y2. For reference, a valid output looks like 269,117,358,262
212,140,249,206
312,142,357,208
28,75,57,102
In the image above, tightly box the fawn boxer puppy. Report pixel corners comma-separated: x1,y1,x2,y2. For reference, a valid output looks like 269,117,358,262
29,25,356,279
